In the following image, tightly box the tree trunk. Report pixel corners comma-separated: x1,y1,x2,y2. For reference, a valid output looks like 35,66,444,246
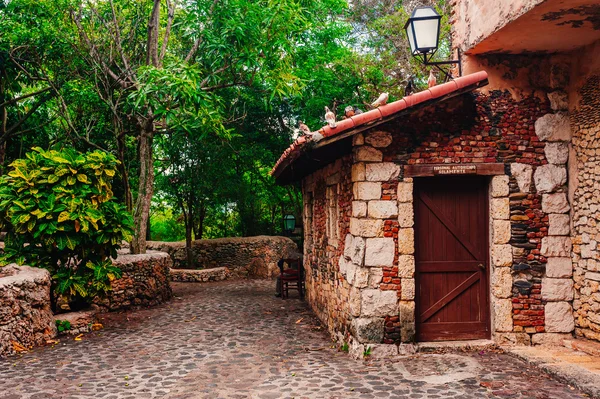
185,215,194,269
116,130,133,212
131,120,154,254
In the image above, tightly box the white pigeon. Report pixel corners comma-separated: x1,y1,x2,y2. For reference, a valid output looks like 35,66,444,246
428,70,437,88
324,106,336,128
371,92,388,108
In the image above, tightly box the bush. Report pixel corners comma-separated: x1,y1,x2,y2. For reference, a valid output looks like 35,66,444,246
0,147,133,310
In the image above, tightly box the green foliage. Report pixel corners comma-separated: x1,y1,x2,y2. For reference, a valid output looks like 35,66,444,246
0,147,133,305
341,342,350,352
150,207,186,242
55,319,72,333
363,346,372,357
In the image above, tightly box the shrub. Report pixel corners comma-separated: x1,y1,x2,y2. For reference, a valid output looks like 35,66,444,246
0,147,133,310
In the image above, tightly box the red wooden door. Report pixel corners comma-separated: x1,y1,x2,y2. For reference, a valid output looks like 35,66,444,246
414,176,490,341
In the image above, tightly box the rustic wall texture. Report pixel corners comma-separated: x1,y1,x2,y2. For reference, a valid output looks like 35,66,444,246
571,75,600,341
147,236,298,278
94,252,173,312
0,265,56,357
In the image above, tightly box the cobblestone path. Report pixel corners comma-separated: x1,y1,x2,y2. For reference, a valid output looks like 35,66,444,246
0,280,591,399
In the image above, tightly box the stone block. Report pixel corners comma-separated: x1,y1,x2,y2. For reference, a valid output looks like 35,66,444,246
349,218,383,238
494,299,513,332
491,198,510,220
354,146,383,162
353,133,364,146
531,333,571,346
354,182,382,200
364,238,395,267
493,220,511,245
397,181,413,203
397,228,414,255
545,302,575,333
546,257,572,278
368,200,398,219
534,164,567,193
354,267,369,288
545,142,569,165
349,287,361,317
535,113,572,142
398,255,415,278
365,131,393,148
548,214,570,236
349,236,366,266
585,272,600,282
361,289,398,317
492,244,513,267
368,344,399,358
397,203,414,228
541,236,572,257
401,279,415,300
343,234,354,259
494,333,531,346
542,193,570,214
368,268,383,288
542,278,574,301
351,317,385,343
511,163,533,193
548,91,569,111
366,162,400,182
399,300,415,323
339,255,350,277
492,267,512,299
491,175,510,198
351,163,365,182
352,201,367,217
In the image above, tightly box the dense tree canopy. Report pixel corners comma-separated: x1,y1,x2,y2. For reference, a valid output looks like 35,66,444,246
0,0,452,250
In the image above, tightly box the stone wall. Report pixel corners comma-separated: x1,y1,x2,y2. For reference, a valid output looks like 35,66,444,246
571,75,600,341
94,252,173,311
303,156,354,342
0,265,56,357
147,236,298,278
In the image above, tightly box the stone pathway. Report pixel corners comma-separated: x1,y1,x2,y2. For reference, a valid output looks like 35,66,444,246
0,280,593,399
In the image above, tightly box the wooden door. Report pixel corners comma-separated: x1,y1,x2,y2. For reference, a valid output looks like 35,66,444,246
414,176,490,341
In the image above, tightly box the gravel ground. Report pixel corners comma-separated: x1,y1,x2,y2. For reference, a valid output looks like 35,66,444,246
0,280,591,399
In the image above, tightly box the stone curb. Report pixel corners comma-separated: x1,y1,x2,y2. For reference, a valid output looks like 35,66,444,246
503,346,600,398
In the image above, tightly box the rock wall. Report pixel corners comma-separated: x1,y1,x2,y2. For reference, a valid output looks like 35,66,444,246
146,236,298,278
0,265,56,357
303,156,354,342
94,252,173,311
571,75,600,341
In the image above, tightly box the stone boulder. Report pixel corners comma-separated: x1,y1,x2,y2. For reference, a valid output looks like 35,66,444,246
535,113,571,142
533,165,566,193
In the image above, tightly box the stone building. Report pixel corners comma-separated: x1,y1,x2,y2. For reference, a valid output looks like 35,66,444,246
271,0,600,352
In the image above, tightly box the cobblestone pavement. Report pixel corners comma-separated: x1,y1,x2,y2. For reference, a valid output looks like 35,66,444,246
0,280,592,399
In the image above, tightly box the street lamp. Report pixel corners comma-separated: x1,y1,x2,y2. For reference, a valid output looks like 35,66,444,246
283,214,296,235
404,6,462,78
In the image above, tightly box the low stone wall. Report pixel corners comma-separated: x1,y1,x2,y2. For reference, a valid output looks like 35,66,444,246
0,265,56,357
171,267,230,283
146,236,298,278
94,252,173,311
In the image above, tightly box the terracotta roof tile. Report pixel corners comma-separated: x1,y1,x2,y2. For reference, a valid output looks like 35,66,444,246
270,71,489,178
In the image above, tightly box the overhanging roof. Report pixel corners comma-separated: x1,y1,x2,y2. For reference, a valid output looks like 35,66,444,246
271,71,489,185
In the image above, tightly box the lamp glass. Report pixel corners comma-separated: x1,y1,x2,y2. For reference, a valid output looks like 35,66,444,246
283,214,296,232
405,6,441,55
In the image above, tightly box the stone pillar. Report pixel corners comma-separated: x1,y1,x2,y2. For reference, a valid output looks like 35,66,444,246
535,108,575,336
343,131,406,353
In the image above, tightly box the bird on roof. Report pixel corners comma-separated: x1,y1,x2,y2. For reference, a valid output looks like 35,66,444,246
344,106,355,118
428,70,437,88
298,121,311,136
404,78,414,97
354,107,363,115
324,106,336,128
371,92,388,108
